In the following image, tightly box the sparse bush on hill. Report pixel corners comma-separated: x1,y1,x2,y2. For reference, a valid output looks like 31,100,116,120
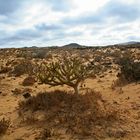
34,57,98,94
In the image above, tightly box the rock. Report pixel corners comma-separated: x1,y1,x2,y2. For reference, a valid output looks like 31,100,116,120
1,92,7,96
23,93,31,99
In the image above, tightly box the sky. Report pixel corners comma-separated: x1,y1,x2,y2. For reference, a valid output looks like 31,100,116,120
0,0,140,48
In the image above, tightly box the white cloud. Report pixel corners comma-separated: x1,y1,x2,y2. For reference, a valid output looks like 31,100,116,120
0,0,140,48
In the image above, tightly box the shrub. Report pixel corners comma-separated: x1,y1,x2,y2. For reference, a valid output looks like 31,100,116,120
35,128,54,140
11,60,34,77
117,57,140,82
32,50,47,59
0,118,10,136
22,76,36,86
0,66,12,74
18,90,119,137
18,90,102,112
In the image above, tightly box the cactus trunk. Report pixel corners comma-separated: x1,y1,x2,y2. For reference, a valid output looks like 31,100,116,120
73,85,78,94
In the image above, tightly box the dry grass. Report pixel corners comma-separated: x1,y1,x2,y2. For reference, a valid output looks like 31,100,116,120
18,90,120,138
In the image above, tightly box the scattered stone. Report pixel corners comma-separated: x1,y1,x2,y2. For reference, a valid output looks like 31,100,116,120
23,93,31,99
125,97,130,100
113,101,120,105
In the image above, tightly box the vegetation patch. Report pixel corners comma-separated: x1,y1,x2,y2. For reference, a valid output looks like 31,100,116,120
18,90,121,139
117,56,140,83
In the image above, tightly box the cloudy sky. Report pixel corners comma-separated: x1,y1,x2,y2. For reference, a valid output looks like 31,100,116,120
0,0,140,48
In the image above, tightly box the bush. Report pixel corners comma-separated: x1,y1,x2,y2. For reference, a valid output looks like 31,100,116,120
18,90,119,137
11,60,34,77
0,66,12,74
32,50,47,59
22,76,36,86
18,90,102,112
0,118,10,136
117,57,140,82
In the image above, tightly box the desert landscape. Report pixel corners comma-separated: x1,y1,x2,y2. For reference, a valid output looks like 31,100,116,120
0,0,140,139
0,44,140,140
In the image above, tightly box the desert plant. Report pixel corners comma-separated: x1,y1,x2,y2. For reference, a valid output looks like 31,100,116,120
0,66,12,74
117,56,140,82
35,57,97,94
11,60,34,77
0,118,10,136
32,49,47,59
18,90,120,138
35,128,54,140
22,76,36,86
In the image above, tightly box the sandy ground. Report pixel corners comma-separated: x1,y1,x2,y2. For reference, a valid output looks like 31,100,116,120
0,70,140,140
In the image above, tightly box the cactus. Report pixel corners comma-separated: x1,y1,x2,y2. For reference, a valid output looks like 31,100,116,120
35,57,94,94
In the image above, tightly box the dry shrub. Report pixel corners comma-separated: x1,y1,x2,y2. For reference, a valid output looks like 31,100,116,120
0,118,10,136
18,90,101,113
12,88,23,95
11,60,34,77
18,90,120,138
35,128,62,140
32,49,47,59
35,128,53,140
117,56,140,82
22,76,36,86
0,66,12,74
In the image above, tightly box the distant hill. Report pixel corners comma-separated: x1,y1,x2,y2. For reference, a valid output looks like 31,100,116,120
62,43,84,48
117,41,140,45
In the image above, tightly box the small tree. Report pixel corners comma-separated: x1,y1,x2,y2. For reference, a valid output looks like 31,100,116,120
35,57,97,94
